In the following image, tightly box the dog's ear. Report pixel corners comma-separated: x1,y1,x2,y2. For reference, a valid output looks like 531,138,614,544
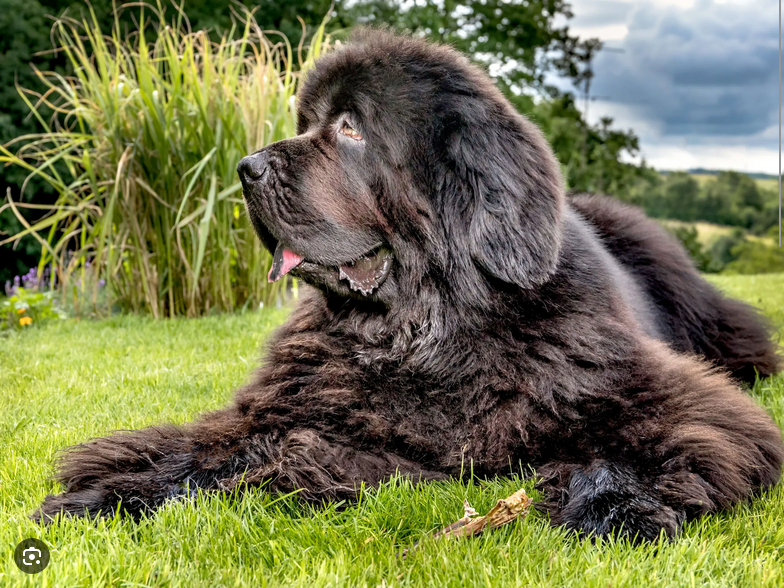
437,95,565,289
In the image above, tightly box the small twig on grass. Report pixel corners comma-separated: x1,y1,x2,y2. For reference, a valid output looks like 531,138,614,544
400,487,532,558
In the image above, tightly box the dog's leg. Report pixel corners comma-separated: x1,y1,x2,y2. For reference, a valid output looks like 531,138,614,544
538,444,779,543
33,423,196,521
33,406,441,522
536,460,685,542
537,356,784,542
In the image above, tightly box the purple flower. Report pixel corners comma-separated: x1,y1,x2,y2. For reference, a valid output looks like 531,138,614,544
22,271,36,288
99,279,106,288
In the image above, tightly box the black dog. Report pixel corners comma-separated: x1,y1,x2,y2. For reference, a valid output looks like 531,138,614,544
35,30,783,542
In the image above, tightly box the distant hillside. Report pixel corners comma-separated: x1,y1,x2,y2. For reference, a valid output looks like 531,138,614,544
660,168,779,181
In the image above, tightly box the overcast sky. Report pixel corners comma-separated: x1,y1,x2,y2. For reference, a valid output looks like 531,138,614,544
553,0,780,174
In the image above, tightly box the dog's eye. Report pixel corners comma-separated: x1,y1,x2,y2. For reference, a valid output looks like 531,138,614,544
339,121,363,141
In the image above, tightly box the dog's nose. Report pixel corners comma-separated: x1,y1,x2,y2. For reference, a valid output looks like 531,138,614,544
237,151,269,182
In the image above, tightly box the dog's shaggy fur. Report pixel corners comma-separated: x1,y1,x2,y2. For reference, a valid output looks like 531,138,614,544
35,31,783,541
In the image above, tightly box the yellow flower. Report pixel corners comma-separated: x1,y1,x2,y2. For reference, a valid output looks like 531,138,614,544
19,316,32,326
17,308,26,314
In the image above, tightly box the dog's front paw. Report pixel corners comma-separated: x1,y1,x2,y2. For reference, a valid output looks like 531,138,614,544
32,425,199,524
546,461,685,542
32,475,199,524
32,487,119,523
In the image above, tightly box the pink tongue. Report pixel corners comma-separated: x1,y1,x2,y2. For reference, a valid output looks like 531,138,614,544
268,242,304,282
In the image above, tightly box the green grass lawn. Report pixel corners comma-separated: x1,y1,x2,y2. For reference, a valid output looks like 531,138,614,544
2,276,784,587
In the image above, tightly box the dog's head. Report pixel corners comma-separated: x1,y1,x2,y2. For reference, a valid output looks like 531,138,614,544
238,30,565,308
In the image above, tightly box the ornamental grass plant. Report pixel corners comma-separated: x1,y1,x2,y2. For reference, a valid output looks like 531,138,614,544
0,2,327,317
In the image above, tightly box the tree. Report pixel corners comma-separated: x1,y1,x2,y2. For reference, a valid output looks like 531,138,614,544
700,171,763,228
346,0,591,93
526,94,649,196
661,173,701,221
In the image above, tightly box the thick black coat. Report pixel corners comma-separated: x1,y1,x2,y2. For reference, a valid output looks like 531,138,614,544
35,31,783,542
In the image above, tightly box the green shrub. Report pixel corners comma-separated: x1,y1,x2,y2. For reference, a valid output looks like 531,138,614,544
1,288,66,331
724,240,784,275
668,225,711,271
633,172,778,236
665,224,784,275
705,229,746,272
0,2,327,317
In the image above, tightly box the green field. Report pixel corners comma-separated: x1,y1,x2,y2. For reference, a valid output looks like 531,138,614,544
689,173,780,192
755,178,780,192
2,275,784,587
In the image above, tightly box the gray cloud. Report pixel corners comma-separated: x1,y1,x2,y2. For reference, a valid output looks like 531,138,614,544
582,0,778,139
567,0,633,27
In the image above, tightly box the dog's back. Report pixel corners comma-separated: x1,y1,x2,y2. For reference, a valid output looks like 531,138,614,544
570,193,781,383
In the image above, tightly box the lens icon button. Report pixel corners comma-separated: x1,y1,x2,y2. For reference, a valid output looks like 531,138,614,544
14,538,50,574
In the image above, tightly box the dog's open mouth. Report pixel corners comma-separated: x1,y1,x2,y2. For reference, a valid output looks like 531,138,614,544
268,242,393,295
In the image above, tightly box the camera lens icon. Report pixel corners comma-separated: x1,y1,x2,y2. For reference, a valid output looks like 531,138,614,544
23,547,42,565
14,538,50,574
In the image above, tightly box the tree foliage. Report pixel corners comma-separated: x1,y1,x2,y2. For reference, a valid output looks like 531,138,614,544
525,94,649,196
346,0,591,91
633,171,778,234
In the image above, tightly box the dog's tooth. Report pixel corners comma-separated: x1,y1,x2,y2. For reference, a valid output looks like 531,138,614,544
338,247,393,295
